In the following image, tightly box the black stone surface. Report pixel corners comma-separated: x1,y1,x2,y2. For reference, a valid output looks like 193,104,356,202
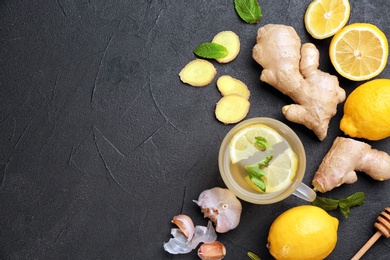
1,1,389,259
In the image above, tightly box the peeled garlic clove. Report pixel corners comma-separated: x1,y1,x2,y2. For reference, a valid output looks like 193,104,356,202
198,241,226,260
172,214,195,241
194,187,242,233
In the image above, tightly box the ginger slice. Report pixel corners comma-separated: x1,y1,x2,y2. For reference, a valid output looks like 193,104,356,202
217,75,250,99
252,24,346,141
215,95,250,124
179,59,217,87
212,31,240,63
312,137,390,193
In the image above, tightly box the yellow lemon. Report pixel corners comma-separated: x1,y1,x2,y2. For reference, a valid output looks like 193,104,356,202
244,147,297,193
340,79,390,140
304,0,350,39
329,23,389,81
267,205,339,260
229,124,284,164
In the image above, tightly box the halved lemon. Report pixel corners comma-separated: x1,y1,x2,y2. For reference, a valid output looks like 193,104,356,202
329,23,389,81
229,124,283,164
304,0,350,39
245,147,298,193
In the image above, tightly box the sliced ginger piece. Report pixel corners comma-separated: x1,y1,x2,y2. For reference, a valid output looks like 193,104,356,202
217,75,250,99
179,59,217,87
215,95,250,124
212,31,240,63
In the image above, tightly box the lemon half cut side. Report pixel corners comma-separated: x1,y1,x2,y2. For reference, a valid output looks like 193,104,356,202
329,23,389,81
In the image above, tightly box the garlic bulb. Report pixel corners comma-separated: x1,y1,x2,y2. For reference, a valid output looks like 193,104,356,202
194,187,242,233
163,219,217,254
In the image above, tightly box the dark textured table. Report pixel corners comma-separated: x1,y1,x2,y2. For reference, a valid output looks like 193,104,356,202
1,1,389,259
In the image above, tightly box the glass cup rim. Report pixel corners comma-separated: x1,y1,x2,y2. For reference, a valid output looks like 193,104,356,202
218,117,306,204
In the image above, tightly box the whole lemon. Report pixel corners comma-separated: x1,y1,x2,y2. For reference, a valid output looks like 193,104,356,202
267,205,338,260
340,79,390,140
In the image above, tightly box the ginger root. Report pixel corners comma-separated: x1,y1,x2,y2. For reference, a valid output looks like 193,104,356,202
312,137,390,193
252,24,346,141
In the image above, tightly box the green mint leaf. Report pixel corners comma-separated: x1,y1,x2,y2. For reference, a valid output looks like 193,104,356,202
339,203,351,218
339,192,365,218
245,164,266,192
234,0,262,24
258,154,273,168
245,155,273,192
312,196,339,211
312,192,365,218
250,176,266,192
247,251,261,260
245,164,264,179
194,42,228,59
254,136,270,151
344,191,365,207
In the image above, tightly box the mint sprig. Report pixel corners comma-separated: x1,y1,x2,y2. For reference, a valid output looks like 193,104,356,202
255,136,270,151
194,42,228,59
245,155,273,192
312,192,365,218
258,154,273,168
234,0,262,24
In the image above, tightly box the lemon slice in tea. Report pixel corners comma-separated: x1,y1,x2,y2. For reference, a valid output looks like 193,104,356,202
229,124,284,164
245,147,298,193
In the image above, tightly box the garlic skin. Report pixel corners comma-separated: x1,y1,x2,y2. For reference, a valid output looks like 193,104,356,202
198,241,226,260
194,187,242,233
163,228,193,254
190,221,217,246
171,214,194,241
163,220,217,254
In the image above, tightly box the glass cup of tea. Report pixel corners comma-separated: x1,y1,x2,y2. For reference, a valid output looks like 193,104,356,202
218,117,316,204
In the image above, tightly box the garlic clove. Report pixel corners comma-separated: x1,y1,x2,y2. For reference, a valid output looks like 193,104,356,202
194,187,242,233
171,214,195,241
198,241,226,260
